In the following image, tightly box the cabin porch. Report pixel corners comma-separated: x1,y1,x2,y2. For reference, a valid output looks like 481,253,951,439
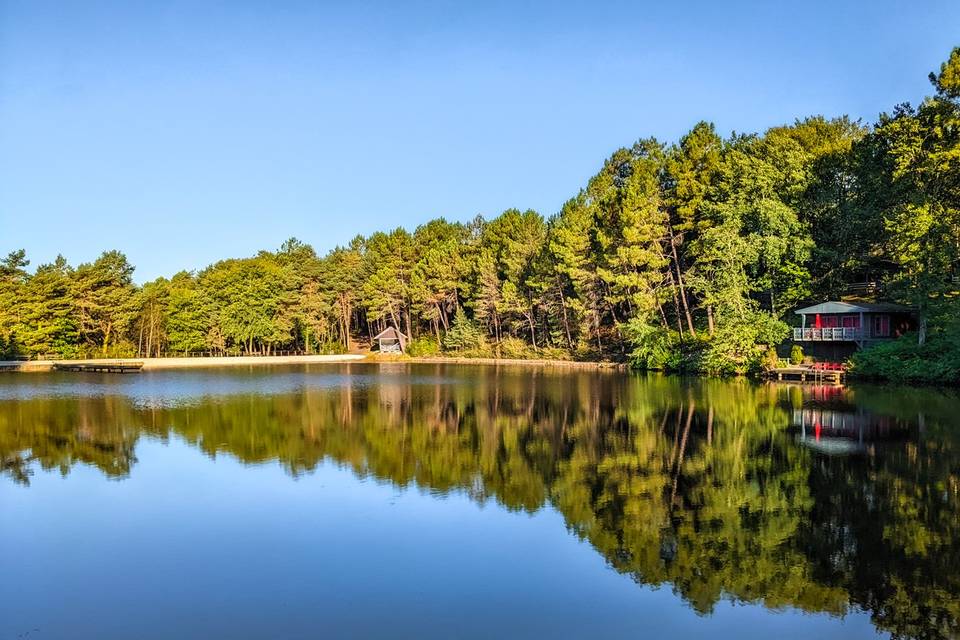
791,301,914,348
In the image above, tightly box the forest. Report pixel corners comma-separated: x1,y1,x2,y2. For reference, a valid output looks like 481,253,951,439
1,48,959,382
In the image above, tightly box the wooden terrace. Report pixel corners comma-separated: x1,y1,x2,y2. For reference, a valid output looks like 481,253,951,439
766,363,846,385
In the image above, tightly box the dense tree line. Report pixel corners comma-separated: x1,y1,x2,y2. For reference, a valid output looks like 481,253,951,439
2,49,959,376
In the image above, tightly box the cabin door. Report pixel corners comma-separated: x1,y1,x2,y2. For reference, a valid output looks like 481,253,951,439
872,315,891,337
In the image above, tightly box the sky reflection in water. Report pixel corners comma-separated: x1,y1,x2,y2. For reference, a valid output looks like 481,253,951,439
2,363,958,639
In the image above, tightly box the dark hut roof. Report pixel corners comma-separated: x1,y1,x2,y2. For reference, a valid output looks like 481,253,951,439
373,327,408,340
794,301,912,315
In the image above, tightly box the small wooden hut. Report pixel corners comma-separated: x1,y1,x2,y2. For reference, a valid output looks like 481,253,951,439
373,327,408,353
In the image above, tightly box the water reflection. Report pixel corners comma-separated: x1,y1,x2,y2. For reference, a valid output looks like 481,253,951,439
793,391,918,456
1,366,958,639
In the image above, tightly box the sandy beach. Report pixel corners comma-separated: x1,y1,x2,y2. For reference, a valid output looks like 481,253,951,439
0,354,366,372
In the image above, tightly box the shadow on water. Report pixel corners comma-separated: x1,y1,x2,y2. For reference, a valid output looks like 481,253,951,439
1,364,958,639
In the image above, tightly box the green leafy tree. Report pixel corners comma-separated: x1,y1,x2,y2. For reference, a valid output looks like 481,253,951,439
73,251,138,356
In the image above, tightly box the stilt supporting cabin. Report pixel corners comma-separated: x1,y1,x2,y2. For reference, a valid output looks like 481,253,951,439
373,327,408,354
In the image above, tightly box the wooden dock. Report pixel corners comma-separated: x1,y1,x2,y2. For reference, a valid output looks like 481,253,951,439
53,361,144,373
767,366,844,385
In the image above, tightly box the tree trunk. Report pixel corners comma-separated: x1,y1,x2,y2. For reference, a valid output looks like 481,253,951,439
707,305,715,336
389,306,400,330
102,322,112,357
667,227,696,336
594,308,602,353
667,271,685,340
147,312,154,357
558,286,573,349
527,309,537,348
656,300,670,329
439,301,449,331
673,251,696,335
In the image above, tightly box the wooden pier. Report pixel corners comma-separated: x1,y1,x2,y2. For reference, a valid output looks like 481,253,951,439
766,365,844,385
53,361,144,373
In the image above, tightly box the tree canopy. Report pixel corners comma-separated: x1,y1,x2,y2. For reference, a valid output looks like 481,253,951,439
2,48,959,380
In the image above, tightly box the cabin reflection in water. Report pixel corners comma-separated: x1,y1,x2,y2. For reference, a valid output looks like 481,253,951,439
793,387,917,455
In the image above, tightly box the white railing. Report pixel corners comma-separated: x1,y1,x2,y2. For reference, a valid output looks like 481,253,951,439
793,327,861,341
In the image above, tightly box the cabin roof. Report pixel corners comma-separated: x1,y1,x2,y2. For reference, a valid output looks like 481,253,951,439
794,301,912,316
372,326,408,341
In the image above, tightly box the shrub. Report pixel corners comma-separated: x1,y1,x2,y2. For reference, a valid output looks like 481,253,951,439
538,346,572,361
850,331,960,384
497,337,536,359
700,314,788,375
624,320,681,370
315,340,347,355
443,313,485,352
459,346,496,359
762,347,780,371
407,337,440,357
790,344,804,365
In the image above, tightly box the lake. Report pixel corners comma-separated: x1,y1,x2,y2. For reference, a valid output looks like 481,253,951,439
1,363,958,639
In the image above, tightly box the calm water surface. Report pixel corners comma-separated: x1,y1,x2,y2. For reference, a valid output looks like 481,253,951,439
1,364,958,639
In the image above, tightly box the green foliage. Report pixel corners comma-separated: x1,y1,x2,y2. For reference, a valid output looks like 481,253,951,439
313,340,348,355
3,375,958,639
443,313,485,352
700,312,789,376
763,347,780,371
406,337,441,357
850,329,960,384
790,344,804,365
624,319,680,370
3,47,960,378
537,346,572,361
496,336,537,360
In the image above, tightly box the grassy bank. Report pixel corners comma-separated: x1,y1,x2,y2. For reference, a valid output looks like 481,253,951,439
401,355,628,370
849,332,960,385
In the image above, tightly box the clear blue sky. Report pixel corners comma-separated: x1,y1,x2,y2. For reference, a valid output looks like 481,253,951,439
2,1,958,282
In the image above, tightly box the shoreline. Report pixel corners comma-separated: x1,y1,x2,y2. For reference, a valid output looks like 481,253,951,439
0,354,366,372
0,354,629,373
403,356,629,370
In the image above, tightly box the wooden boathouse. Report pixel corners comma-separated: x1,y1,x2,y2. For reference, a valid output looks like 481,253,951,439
373,327,408,354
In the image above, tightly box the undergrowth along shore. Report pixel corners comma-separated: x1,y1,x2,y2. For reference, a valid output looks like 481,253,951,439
396,330,960,385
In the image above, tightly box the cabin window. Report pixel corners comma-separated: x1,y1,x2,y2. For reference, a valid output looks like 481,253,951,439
872,315,891,337
821,315,839,328
842,315,860,328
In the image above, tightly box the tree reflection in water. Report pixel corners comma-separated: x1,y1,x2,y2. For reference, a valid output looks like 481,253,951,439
1,367,957,640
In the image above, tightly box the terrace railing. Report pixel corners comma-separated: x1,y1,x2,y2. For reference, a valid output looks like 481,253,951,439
793,327,861,342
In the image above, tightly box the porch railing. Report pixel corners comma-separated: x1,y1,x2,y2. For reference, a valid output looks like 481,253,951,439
793,327,861,341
